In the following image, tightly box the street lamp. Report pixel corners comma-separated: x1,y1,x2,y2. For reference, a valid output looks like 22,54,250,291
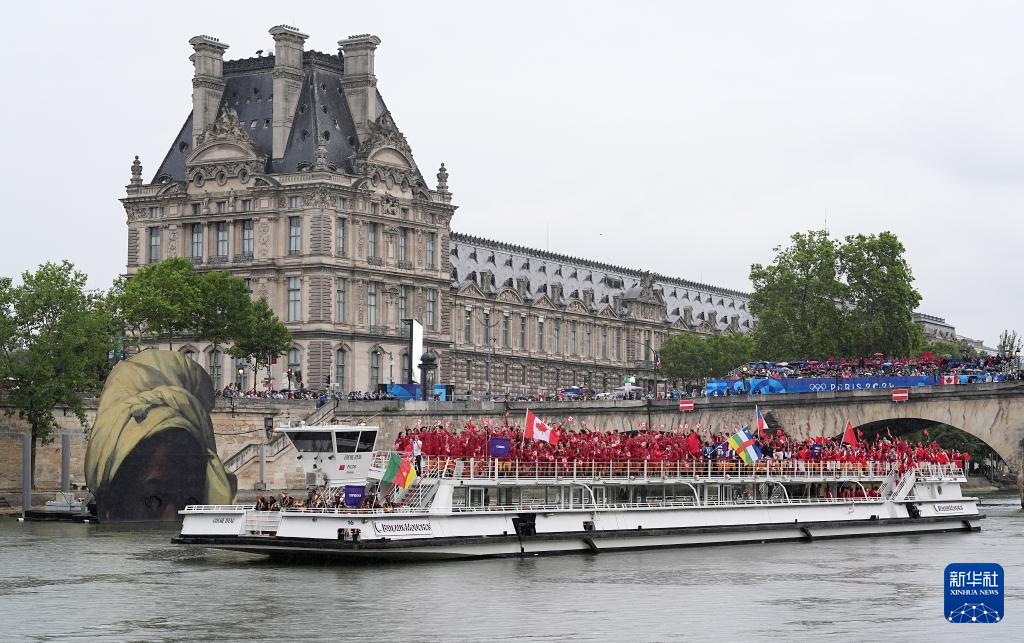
623,337,662,398
237,367,244,392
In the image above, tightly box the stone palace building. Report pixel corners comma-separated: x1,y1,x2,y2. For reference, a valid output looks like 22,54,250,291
122,26,753,397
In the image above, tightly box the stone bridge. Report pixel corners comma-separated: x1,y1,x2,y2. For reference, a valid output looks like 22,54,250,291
667,382,1024,480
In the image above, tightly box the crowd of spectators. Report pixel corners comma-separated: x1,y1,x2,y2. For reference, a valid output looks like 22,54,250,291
729,353,1013,380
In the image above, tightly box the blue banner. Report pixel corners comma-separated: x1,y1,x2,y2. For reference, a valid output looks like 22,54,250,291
385,383,449,400
705,374,1005,396
488,437,511,458
343,485,366,507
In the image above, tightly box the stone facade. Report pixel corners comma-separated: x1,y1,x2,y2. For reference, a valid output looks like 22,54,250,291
123,26,752,399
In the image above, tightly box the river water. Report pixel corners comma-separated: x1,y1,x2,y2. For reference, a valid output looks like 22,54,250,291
1,494,1022,642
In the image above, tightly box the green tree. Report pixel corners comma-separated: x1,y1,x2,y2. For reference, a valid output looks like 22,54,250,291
194,270,252,352
749,229,922,359
229,298,292,394
749,230,847,360
0,262,115,484
840,232,923,356
661,332,756,383
112,258,201,350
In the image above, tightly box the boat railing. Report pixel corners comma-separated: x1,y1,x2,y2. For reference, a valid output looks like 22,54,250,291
272,494,887,516
410,457,923,483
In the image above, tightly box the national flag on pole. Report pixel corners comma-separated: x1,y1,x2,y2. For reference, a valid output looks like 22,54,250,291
679,399,695,412
842,420,857,446
381,452,417,489
654,352,664,369
525,409,559,445
727,427,762,465
891,388,909,402
754,405,768,437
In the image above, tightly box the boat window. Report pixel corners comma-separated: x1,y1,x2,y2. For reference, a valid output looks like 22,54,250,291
451,487,466,507
355,430,377,452
520,486,545,507
335,431,359,453
289,432,333,452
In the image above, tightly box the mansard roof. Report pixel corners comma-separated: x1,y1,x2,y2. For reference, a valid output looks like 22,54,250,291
153,51,392,182
449,232,753,329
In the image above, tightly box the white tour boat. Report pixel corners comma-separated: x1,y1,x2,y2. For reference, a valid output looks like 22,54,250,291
173,424,983,561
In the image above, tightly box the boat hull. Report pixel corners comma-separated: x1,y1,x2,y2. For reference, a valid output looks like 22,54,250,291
173,512,982,562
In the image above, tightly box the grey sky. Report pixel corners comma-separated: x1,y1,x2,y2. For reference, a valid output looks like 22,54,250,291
2,1,1020,346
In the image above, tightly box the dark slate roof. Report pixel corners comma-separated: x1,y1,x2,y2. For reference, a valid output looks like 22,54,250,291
153,51,371,181
153,113,194,183
278,64,360,174
449,232,753,329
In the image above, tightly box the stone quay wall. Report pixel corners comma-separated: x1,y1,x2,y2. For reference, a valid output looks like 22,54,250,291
5,383,1022,495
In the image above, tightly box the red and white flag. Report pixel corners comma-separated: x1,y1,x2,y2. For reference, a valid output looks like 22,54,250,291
941,375,956,386
679,399,695,412
525,410,559,445
892,388,909,402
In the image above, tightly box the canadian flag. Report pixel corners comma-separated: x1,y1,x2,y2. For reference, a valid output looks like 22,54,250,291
941,374,957,386
525,410,559,445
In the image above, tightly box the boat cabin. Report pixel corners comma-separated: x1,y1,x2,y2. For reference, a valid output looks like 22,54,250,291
276,423,380,487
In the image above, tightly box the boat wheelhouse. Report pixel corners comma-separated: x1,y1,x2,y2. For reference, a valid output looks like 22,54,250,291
174,425,983,561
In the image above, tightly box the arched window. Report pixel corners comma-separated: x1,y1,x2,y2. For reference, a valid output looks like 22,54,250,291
335,349,346,392
401,352,411,384
207,351,223,390
183,349,196,361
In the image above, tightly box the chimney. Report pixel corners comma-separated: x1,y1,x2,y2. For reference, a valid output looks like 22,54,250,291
189,35,229,149
270,25,308,160
338,34,382,140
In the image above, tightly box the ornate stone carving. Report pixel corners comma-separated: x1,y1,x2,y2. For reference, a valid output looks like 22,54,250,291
196,107,248,145
302,188,333,210
258,221,271,257
314,137,329,170
382,194,399,217
277,196,287,209
187,107,266,180
436,162,448,193
357,111,412,160
130,156,143,186
167,228,177,254
124,203,164,223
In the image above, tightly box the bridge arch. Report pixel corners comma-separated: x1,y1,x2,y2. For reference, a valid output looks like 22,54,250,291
687,383,1024,477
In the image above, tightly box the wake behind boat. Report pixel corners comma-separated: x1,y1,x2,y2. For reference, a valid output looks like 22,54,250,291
173,422,983,561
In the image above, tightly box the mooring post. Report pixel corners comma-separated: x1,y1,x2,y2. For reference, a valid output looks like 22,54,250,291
22,433,32,516
61,433,71,494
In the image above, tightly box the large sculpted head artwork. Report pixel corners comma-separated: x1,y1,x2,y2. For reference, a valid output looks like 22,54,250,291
85,350,236,522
